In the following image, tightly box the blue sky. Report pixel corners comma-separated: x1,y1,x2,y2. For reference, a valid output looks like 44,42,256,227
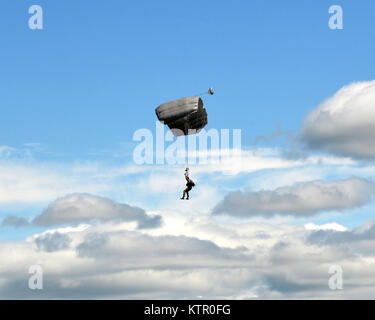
1,0,375,157
1,0,375,299
1,0,375,229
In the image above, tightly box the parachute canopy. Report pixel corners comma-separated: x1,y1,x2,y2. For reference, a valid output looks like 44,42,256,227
155,88,213,136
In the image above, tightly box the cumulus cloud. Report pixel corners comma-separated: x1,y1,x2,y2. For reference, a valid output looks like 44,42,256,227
301,80,375,160
1,216,30,227
306,220,375,246
1,214,375,299
32,193,162,229
34,232,72,252
76,231,248,265
212,177,375,218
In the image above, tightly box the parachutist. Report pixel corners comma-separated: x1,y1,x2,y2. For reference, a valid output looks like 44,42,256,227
180,168,195,200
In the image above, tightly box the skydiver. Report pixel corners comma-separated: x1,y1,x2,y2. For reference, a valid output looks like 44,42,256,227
180,168,195,200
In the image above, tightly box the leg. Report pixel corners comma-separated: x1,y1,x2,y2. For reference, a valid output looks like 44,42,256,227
181,188,187,199
186,186,192,200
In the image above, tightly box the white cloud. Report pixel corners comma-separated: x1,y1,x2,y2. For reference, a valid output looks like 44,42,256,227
32,193,162,229
212,177,375,218
304,222,347,232
0,161,111,204
0,146,16,157
302,80,375,160
2,211,375,299
0,145,358,209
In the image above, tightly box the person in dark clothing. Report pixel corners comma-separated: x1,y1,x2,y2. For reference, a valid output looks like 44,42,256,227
181,168,195,200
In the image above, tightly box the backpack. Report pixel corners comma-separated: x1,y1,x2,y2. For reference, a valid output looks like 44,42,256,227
187,180,195,187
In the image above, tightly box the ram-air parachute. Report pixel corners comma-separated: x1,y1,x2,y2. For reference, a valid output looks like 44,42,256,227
155,88,214,136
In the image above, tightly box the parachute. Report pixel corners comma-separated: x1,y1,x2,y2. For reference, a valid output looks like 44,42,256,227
155,88,214,136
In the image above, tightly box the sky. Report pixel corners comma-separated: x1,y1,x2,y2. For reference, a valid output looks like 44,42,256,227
1,0,375,299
